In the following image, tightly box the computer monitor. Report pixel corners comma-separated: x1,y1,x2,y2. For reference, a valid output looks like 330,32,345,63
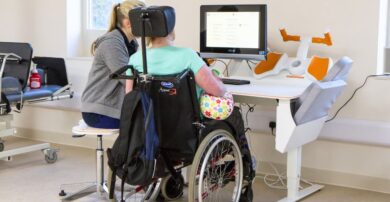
200,5,267,60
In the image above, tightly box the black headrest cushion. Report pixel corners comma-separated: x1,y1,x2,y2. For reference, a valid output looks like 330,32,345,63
129,6,176,37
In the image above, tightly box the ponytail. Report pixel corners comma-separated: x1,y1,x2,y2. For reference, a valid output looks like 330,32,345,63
90,0,145,55
108,3,121,33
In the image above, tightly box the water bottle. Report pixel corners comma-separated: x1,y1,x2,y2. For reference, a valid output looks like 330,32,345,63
29,64,41,89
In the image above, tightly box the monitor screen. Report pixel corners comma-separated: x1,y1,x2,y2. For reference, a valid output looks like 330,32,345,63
200,5,267,60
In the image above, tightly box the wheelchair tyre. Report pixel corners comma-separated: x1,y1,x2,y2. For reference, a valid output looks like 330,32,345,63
188,129,243,202
160,174,184,200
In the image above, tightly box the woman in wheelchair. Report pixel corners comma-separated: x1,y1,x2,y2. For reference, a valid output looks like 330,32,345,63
126,31,227,98
124,10,255,201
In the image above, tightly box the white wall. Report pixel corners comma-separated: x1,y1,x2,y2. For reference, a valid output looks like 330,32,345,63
0,1,28,42
3,0,390,193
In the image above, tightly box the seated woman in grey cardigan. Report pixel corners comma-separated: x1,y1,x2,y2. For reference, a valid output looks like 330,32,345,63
81,0,144,129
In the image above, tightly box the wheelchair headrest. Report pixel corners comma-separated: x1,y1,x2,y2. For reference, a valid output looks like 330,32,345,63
129,6,176,37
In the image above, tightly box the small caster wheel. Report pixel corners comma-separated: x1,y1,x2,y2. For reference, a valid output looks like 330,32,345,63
0,142,4,152
59,190,67,197
161,174,184,200
45,151,58,164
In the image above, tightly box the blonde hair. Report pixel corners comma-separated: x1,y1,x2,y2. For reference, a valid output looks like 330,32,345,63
91,0,145,55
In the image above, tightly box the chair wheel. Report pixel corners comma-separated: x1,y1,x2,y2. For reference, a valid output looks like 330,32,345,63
59,190,67,197
45,151,58,164
161,174,184,200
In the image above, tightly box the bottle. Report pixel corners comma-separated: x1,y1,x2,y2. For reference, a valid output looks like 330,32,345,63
29,64,41,89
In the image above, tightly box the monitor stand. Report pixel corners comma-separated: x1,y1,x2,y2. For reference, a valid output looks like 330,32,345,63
225,59,254,78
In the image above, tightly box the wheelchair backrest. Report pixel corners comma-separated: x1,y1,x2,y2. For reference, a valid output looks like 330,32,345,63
0,42,33,89
148,69,200,162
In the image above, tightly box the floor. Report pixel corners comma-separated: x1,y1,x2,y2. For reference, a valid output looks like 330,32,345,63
1,137,390,202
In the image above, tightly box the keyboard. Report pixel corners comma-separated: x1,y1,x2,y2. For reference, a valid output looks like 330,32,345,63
221,78,251,85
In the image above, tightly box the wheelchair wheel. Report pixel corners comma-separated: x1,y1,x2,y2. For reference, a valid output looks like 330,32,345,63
160,174,184,200
188,129,243,202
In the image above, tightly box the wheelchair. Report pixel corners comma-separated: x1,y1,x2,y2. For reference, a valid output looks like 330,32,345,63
108,6,252,201
110,68,249,202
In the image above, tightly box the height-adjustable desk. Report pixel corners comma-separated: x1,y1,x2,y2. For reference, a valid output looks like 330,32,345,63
226,73,327,202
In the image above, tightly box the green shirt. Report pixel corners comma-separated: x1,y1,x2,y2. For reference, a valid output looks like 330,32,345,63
128,46,205,98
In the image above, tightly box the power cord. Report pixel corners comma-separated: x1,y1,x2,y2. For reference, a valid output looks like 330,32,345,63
207,59,230,76
326,74,387,122
246,60,254,71
262,162,314,190
239,103,258,183
246,60,260,72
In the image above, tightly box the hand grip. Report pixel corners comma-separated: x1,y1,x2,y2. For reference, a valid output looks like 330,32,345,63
280,28,301,42
312,32,333,46
110,65,133,79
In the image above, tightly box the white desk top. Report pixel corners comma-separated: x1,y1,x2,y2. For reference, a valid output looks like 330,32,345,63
225,73,312,100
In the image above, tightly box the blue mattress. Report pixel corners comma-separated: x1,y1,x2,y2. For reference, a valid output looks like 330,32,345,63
6,85,62,102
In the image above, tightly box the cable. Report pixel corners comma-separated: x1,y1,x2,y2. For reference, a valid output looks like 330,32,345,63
261,162,314,190
220,60,231,76
326,74,385,122
216,59,228,68
248,60,258,65
207,59,229,76
239,103,256,142
245,60,254,71
240,103,257,184
263,162,287,190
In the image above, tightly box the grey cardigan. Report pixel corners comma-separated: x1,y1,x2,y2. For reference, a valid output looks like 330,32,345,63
81,30,132,119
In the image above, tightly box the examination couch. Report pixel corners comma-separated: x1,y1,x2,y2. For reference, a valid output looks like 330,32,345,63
0,42,73,163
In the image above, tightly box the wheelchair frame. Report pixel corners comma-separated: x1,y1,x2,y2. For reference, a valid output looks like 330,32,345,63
110,65,245,202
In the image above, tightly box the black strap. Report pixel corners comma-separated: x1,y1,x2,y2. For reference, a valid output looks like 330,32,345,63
120,172,127,202
109,169,117,199
116,27,138,57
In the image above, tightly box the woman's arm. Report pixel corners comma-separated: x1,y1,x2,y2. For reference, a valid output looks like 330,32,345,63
195,65,226,97
126,79,133,93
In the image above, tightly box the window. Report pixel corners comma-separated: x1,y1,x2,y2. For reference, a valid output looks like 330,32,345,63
87,0,122,30
379,0,389,74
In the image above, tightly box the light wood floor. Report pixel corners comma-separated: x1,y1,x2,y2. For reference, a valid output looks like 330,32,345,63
1,137,389,202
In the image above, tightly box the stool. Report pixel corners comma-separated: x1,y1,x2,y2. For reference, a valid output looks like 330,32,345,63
59,120,118,201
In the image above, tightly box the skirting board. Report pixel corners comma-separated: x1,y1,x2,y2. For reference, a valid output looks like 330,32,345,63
12,127,390,195
257,161,390,195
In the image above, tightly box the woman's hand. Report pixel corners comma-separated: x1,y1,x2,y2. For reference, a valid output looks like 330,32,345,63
125,80,133,93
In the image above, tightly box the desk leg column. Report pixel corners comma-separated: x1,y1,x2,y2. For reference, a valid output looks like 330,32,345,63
279,146,323,202
287,147,302,200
